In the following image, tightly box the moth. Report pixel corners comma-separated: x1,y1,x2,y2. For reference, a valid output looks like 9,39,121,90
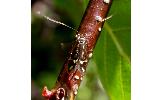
39,13,90,100
37,0,112,99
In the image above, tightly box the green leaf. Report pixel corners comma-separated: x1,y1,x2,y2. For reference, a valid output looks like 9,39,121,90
104,24,130,63
108,0,131,58
93,0,131,99
93,29,131,100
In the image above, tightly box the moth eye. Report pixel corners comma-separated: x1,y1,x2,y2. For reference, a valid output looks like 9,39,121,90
68,60,75,71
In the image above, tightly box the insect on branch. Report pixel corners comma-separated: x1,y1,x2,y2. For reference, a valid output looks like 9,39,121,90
41,0,113,100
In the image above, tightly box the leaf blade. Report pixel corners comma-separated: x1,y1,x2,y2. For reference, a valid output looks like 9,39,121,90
93,28,131,100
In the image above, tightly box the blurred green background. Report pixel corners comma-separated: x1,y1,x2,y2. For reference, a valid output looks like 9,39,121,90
31,0,108,100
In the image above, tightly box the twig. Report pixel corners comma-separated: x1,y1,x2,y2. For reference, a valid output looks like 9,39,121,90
42,0,113,100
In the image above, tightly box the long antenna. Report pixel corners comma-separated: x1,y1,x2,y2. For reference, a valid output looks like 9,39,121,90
102,15,113,22
37,11,78,32
95,15,113,22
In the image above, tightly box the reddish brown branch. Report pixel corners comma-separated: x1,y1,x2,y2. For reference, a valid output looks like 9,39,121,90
42,0,112,100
